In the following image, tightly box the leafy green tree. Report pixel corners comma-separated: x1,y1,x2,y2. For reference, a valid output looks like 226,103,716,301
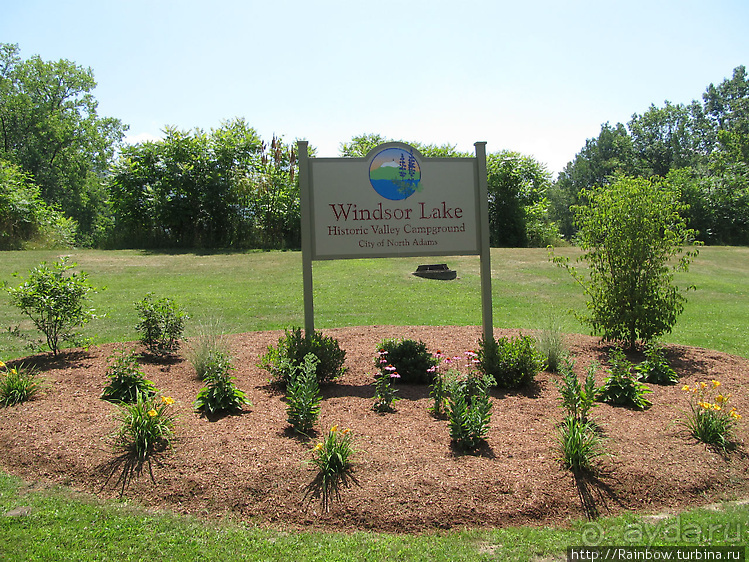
0,43,126,244
5,257,99,356
486,151,558,247
551,175,699,349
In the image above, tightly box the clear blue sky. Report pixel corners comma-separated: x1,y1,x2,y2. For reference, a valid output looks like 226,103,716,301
3,0,748,174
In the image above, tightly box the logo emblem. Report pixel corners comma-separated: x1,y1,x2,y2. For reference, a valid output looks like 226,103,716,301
369,146,421,200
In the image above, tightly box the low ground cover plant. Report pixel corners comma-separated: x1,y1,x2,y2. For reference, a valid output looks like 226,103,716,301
101,347,157,403
260,327,346,386
374,338,438,384
285,353,322,433
596,347,652,410
0,360,40,407
679,380,742,450
114,393,176,461
134,293,188,355
4,257,99,356
478,333,545,388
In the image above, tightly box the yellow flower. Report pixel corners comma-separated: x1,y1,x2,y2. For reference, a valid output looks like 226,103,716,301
10,368,17,375
341,428,351,435
0,361,5,369
313,443,323,451
147,409,158,418
700,381,708,389
711,380,721,388
682,384,691,392
712,404,722,411
730,411,742,420
161,396,175,405
699,402,711,410
330,425,338,433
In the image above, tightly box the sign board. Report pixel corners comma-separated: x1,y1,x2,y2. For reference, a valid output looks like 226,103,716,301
306,143,480,259
298,141,493,342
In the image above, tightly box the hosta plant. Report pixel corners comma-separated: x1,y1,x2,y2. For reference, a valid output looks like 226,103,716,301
194,371,250,415
635,341,679,385
679,380,742,450
0,360,40,407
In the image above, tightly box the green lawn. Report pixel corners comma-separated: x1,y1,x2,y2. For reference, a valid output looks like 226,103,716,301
1,246,747,360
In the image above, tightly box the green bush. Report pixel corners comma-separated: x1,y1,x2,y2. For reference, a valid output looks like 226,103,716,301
374,338,438,384
478,334,545,388
447,372,493,450
5,257,99,356
635,342,679,385
0,361,40,407
194,370,249,416
596,347,652,410
285,353,322,434
259,327,346,386
134,293,188,355
101,347,157,403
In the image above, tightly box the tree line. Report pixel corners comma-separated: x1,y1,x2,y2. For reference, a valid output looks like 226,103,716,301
1,42,747,250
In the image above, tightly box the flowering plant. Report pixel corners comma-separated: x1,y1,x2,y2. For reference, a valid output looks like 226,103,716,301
0,360,40,407
679,380,742,450
115,393,177,460
372,351,399,412
307,425,356,510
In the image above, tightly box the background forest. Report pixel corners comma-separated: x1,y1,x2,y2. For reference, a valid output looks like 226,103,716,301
1,42,747,251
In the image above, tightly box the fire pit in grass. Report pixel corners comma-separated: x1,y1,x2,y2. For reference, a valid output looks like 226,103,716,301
412,264,457,280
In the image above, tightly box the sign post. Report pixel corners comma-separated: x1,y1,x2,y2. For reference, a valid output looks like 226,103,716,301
298,141,493,343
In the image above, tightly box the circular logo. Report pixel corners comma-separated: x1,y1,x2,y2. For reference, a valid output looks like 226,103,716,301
369,147,421,200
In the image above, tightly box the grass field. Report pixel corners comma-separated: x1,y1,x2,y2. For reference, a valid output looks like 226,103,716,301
1,246,747,360
1,246,748,560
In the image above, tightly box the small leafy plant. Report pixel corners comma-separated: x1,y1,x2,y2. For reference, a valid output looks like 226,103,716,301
374,338,438,384
114,393,176,461
556,359,599,425
372,352,400,413
194,359,250,416
447,354,493,451
0,360,40,407
5,257,99,356
259,327,346,386
101,347,157,403
636,341,679,385
285,353,322,434
134,293,188,355
478,334,545,388
428,351,453,418
308,425,355,511
596,347,652,410
679,380,742,450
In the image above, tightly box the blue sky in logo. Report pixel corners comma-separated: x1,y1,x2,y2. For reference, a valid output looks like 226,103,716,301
369,147,421,201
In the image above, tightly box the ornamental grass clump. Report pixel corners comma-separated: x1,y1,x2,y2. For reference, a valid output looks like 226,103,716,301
115,393,176,461
185,318,233,381
101,347,157,403
680,380,742,451
307,425,356,511
0,360,40,407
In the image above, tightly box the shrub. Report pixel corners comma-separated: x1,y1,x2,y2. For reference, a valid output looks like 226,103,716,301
375,338,438,384
101,347,157,403
596,347,652,410
114,393,176,461
259,327,346,386
185,318,233,380
556,359,599,424
447,369,493,451
285,353,322,434
194,370,249,416
308,425,355,511
635,342,679,385
134,293,188,355
478,334,545,388
679,380,742,450
5,257,99,356
0,361,40,407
